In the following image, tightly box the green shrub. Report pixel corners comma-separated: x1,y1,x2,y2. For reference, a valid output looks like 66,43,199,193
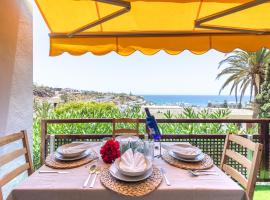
33,102,256,169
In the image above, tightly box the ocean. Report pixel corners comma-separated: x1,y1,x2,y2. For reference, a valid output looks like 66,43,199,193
141,95,250,107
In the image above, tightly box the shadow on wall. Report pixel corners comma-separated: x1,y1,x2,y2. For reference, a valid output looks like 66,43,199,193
0,0,19,133
0,0,33,199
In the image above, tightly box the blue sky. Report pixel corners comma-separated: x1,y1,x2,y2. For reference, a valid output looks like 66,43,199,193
33,3,232,95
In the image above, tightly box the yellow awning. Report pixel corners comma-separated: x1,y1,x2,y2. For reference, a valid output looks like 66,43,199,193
35,0,270,56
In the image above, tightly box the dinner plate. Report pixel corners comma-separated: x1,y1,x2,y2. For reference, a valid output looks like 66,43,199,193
57,142,87,158
54,149,91,161
169,151,205,163
169,144,202,159
109,163,153,182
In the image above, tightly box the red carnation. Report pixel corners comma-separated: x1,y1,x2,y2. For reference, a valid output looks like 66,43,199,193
100,139,120,164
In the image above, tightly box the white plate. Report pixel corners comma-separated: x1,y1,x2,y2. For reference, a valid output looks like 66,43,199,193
169,151,205,163
54,149,91,161
57,142,87,158
109,163,153,182
171,144,202,159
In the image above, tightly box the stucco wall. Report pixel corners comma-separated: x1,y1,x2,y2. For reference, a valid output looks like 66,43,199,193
0,0,32,198
0,0,32,138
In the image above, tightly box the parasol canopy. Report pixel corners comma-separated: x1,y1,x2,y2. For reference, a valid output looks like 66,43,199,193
35,0,270,56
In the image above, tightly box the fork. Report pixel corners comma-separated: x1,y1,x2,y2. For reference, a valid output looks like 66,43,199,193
89,167,101,188
188,170,218,176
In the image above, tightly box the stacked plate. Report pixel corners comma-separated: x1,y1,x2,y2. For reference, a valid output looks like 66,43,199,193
163,143,205,163
109,149,153,182
55,142,92,161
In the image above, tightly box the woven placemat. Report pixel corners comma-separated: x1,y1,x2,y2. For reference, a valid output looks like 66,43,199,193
162,151,213,170
100,166,162,197
45,151,97,169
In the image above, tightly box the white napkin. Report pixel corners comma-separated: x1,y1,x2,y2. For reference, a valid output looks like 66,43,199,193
60,142,95,154
119,149,146,173
162,143,201,156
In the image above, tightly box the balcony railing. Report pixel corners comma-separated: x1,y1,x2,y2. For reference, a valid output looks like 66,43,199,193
41,118,270,181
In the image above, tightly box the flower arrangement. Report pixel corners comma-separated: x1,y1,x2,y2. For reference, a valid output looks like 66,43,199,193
100,139,120,164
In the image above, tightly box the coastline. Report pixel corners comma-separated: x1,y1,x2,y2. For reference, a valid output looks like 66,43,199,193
34,85,254,119
141,105,254,119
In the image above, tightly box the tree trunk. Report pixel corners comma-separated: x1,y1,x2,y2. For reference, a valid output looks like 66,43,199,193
252,102,260,118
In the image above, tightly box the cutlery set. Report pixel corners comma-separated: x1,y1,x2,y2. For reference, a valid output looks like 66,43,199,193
40,141,217,189
89,167,101,188
83,165,101,188
158,168,217,186
39,168,217,188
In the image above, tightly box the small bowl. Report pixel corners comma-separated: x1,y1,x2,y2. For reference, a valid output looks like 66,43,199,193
57,142,86,158
114,157,152,177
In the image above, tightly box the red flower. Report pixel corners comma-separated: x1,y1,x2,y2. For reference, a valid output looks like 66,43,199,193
100,139,120,164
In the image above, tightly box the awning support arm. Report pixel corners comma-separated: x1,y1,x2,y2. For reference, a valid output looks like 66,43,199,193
195,0,270,34
67,0,131,37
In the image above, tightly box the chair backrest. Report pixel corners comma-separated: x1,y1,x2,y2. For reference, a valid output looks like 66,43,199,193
220,134,263,200
0,130,33,200
112,118,139,137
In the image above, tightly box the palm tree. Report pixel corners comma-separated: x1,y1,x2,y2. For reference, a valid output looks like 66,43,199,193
216,48,270,104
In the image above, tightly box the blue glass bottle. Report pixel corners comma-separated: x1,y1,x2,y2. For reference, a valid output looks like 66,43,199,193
145,108,161,141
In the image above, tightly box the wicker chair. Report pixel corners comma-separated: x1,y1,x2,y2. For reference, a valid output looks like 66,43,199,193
220,134,263,200
112,118,139,137
0,130,33,200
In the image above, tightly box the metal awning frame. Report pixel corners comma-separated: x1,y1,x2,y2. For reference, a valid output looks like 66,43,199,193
49,0,270,38
195,0,270,34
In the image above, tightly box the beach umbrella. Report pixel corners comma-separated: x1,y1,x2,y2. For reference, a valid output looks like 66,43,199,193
35,0,270,56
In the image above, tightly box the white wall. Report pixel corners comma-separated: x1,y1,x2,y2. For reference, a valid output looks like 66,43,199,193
0,0,32,199
0,0,32,138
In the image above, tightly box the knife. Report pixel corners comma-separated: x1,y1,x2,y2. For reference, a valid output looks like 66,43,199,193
160,167,171,186
39,170,69,174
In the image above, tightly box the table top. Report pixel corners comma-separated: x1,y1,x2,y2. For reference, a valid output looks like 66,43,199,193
8,144,247,200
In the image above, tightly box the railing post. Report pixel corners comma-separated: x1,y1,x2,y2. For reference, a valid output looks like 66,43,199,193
259,121,269,179
40,119,47,165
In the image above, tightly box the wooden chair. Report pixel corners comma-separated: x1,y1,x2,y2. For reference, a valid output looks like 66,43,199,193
0,130,33,200
220,134,263,200
112,118,139,137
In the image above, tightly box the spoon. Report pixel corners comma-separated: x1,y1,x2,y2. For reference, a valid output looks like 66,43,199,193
89,167,101,188
188,170,218,177
83,165,96,188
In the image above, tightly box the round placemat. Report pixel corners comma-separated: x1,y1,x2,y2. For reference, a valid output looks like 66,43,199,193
162,151,213,170
45,151,97,169
100,166,162,197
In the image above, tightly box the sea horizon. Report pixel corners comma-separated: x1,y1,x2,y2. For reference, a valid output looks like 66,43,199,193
141,94,250,107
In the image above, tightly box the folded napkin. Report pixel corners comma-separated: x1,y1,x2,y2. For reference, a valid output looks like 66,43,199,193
162,143,201,156
60,142,95,154
119,149,146,173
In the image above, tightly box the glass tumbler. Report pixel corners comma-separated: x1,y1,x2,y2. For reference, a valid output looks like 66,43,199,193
143,140,155,161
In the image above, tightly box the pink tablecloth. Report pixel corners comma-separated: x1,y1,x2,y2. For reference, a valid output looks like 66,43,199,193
8,146,247,200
